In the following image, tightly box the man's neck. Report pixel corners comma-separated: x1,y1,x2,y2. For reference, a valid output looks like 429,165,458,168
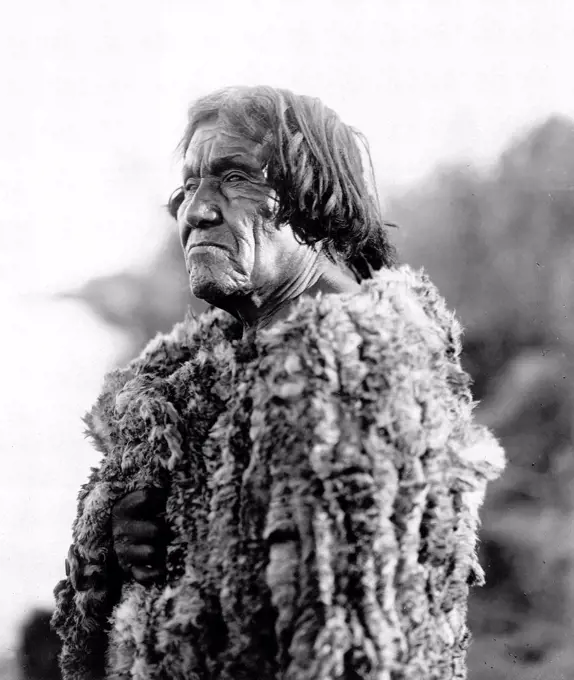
221,253,362,334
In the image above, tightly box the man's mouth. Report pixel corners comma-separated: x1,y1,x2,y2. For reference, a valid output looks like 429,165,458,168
187,242,230,256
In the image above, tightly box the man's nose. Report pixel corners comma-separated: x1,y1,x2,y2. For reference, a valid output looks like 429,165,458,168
179,181,223,246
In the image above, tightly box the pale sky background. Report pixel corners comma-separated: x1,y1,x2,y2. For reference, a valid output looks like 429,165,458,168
1,0,574,656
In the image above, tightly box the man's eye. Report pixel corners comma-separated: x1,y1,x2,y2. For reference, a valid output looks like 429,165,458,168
184,179,200,193
224,172,246,183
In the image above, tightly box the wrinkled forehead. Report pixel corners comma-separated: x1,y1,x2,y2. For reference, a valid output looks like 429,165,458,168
183,117,271,177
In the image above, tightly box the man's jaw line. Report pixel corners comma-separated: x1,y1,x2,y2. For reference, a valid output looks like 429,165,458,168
188,246,358,333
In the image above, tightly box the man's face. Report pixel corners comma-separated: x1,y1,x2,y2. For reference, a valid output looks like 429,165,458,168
172,117,308,307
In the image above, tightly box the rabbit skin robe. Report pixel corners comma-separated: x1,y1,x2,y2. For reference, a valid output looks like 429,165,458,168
53,265,505,680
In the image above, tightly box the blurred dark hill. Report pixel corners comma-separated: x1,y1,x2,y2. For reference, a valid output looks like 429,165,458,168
59,234,207,365
66,115,574,679
389,116,574,679
390,114,574,397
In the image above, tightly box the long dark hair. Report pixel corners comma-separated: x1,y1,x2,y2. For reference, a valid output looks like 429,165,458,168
179,86,397,278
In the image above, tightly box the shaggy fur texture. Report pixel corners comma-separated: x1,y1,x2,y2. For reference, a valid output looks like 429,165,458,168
53,265,504,679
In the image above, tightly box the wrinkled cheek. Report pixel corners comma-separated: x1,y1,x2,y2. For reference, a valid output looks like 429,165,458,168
245,203,280,244
234,185,279,223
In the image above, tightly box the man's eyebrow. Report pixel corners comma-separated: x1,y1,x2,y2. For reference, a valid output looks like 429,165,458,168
183,154,261,179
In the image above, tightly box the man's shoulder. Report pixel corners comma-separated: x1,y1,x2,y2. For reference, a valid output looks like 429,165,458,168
126,318,195,379
363,264,464,353
84,307,241,455
261,265,464,360
97,307,237,405
127,306,241,379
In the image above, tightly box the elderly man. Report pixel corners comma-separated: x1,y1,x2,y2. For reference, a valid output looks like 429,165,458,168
53,86,504,680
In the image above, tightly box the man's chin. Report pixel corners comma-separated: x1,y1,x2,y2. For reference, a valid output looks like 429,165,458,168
189,274,250,306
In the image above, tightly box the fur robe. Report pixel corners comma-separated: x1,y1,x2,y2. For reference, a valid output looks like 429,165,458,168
53,265,505,680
